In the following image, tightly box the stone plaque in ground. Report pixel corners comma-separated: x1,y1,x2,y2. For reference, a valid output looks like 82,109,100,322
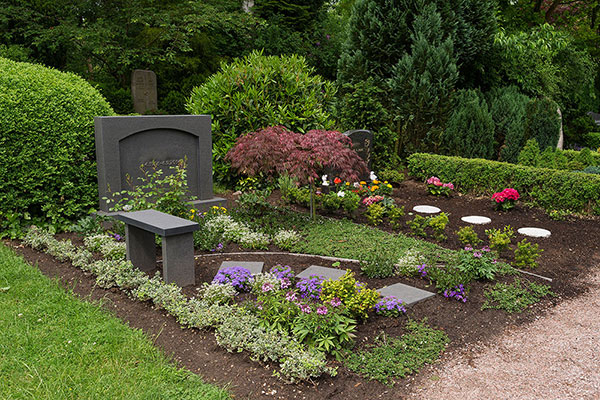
219,261,264,275
343,129,373,175
297,265,346,280
94,115,225,212
131,69,158,114
377,283,435,305
413,205,441,214
518,227,551,238
461,216,492,225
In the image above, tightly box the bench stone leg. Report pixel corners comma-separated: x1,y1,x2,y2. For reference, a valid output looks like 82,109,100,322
125,224,156,272
162,233,195,286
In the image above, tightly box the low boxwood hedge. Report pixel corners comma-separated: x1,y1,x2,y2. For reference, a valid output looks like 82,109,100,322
407,153,600,215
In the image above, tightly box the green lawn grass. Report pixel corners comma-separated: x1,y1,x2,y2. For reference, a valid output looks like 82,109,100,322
0,243,229,400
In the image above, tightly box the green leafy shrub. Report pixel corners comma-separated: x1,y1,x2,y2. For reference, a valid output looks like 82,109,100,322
514,239,543,269
428,212,449,241
344,320,448,385
388,205,405,229
407,215,429,237
482,278,553,313
442,89,494,159
585,132,600,149
485,226,515,253
454,247,499,280
186,51,336,185
407,153,600,215
456,226,482,247
365,203,385,226
518,139,541,167
378,168,405,185
361,251,397,279
0,57,114,234
321,271,380,320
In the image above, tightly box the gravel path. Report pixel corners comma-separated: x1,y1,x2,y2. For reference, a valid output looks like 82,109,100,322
409,269,600,400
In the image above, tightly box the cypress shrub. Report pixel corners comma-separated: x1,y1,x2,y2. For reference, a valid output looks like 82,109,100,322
186,51,336,185
518,139,541,167
0,58,114,234
442,89,494,159
489,86,530,163
407,153,600,215
524,97,561,151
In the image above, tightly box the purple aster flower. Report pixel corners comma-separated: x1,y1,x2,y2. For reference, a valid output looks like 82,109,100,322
269,265,294,280
296,275,324,300
418,264,428,277
374,296,406,317
213,267,253,292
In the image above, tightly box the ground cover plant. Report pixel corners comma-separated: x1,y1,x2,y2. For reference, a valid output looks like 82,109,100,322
0,243,229,399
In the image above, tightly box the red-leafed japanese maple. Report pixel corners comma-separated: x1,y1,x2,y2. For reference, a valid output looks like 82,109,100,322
227,125,368,217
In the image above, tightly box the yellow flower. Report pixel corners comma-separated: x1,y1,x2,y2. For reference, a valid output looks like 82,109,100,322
387,184,392,188
384,181,388,184
360,181,366,185
345,182,350,186
371,185,379,191
372,180,380,184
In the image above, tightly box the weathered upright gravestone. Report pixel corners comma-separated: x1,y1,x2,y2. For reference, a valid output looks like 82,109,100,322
94,115,226,212
343,129,373,175
131,69,158,114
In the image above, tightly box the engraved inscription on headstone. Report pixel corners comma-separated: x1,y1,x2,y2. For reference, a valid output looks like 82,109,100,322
131,70,158,114
94,115,226,212
344,129,374,175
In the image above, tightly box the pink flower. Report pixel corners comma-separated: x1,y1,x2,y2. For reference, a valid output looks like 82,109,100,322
443,182,454,190
329,297,342,307
316,306,328,315
427,176,441,185
261,282,274,293
299,304,312,314
285,291,297,302
433,181,443,186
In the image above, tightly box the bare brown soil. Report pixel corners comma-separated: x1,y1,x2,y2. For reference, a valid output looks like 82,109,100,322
6,179,600,399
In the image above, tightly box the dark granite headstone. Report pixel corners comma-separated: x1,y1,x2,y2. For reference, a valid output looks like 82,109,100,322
94,115,225,212
344,129,373,173
131,69,158,114
588,111,600,126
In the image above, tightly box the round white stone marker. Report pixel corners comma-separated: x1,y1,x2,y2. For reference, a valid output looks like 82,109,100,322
461,215,491,225
412,205,441,214
518,227,551,238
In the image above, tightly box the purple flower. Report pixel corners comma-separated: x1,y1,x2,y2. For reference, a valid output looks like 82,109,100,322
326,34,331,40
213,267,253,292
269,265,294,280
374,296,406,316
473,252,482,258
444,285,467,303
296,275,324,300
316,306,328,315
482,246,491,252
112,233,122,241
418,264,428,277
464,246,473,251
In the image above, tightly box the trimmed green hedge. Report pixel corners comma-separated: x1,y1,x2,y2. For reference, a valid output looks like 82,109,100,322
0,58,114,233
407,153,600,215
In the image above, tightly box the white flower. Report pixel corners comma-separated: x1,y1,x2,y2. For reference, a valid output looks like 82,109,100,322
337,191,345,197
321,174,329,186
123,204,132,211
370,171,377,181
353,182,360,188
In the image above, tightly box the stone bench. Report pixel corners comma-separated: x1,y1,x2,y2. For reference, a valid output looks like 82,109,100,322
115,209,199,287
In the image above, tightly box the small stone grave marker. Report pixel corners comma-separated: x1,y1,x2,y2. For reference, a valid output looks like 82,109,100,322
412,205,441,214
518,227,551,238
461,216,492,225
343,129,373,176
131,69,158,114
297,265,346,280
377,283,435,306
218,261,264,276
94,115,226,213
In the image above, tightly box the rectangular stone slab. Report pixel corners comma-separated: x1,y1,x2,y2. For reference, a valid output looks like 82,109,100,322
219,261,264,276
297,265,346,280
377,283,435,305
115,209,199,236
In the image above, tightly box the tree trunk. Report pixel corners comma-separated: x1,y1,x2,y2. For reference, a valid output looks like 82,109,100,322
545,0,562,22
534,0,543,13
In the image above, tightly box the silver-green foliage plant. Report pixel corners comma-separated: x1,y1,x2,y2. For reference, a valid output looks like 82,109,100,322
186,50,336,185
482,278,553,313
197,282,237,305
273,229,301,250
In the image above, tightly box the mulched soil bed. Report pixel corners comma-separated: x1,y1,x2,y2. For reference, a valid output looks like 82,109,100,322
6,179,600,400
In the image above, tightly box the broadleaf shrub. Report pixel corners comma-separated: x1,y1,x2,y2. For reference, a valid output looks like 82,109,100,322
0,58,114,233
407,153,600,215
186,51,336,185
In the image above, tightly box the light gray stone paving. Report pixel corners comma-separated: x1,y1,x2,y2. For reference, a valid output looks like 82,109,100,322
518,227,551,238
297,265,347,280
219,261,264,275
377,282,435,305
413,205,441,214
461,215,492,225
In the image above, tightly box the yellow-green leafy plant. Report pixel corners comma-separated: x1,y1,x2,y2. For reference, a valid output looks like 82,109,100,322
456,226,482,247
485,225,515,253
428,212,449,241
365,203,385,226
321,271,380,320
514,239,543,269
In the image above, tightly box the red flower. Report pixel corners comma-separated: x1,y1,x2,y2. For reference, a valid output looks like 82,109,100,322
334,177,342,185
